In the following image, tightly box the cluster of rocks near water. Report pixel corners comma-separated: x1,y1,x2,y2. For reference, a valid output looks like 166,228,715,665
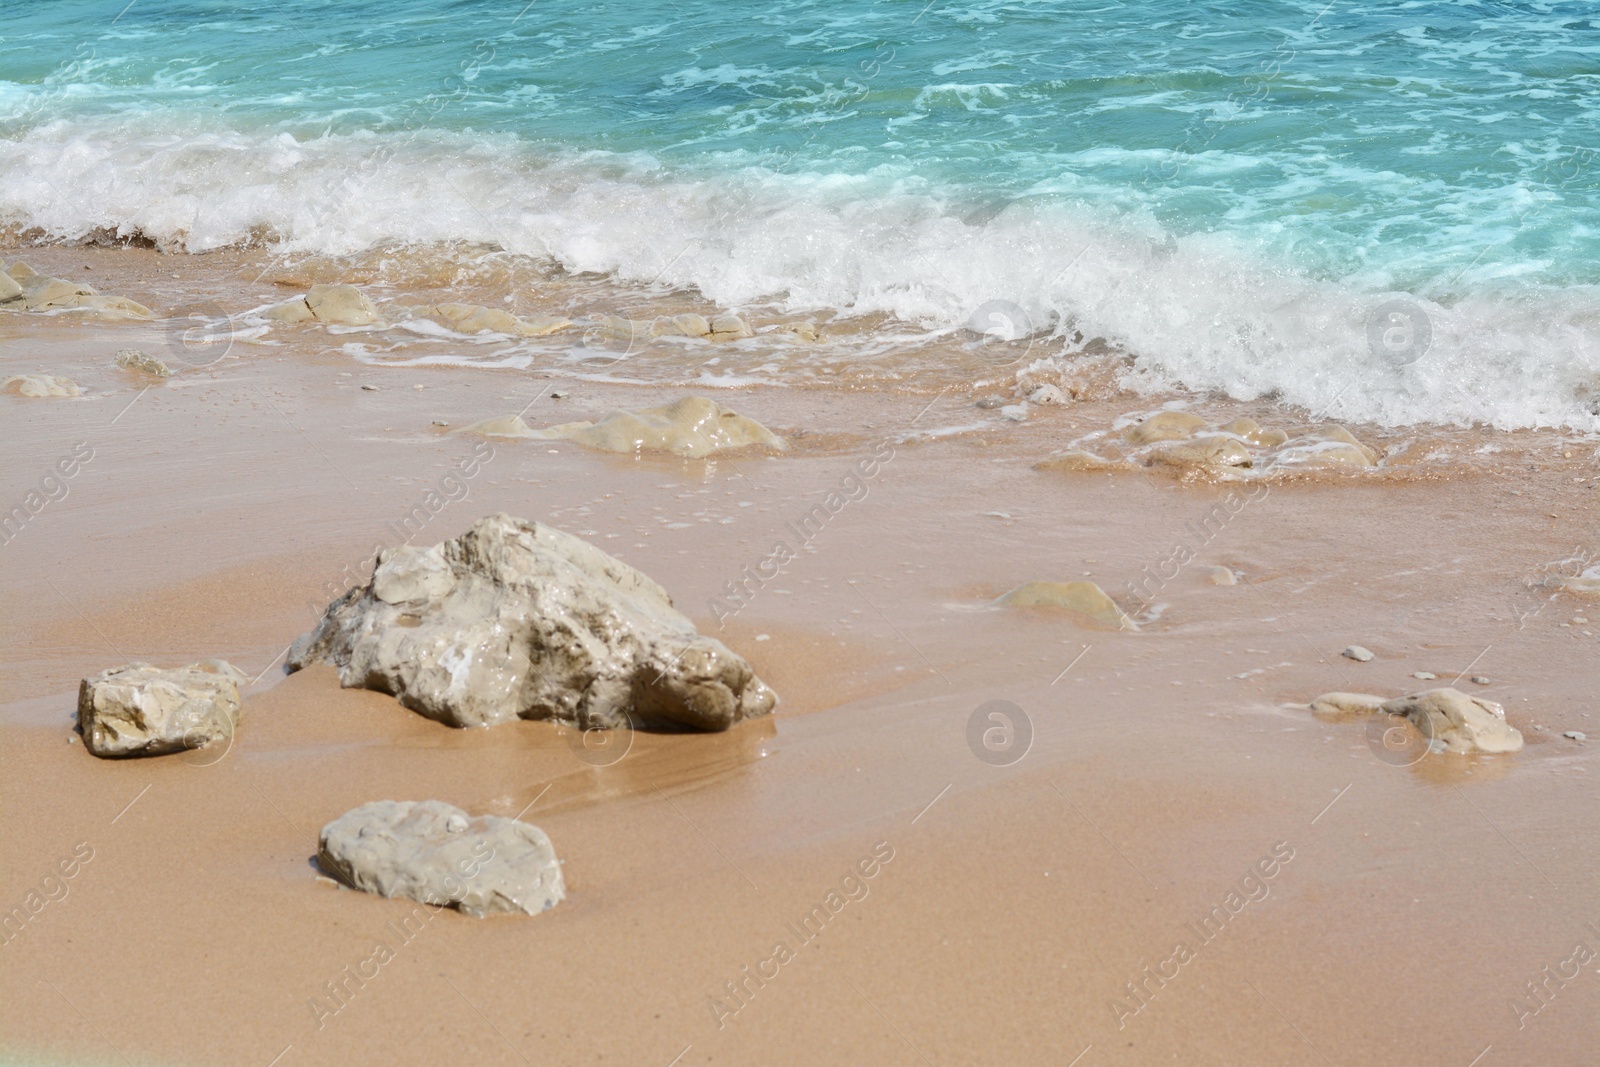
0,260,153,319
1037,409,1383,480
73,513,778,917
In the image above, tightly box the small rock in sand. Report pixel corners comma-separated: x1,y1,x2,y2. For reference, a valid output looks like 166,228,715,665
1563,731,1586,742
289,513,778,731
1308,692,1386,719
1342,645,1375,662
360,384,379,391
114,349,172,377
1471,675,1491,685
1000,403,1029,422
318,800,564,918
998,580,1136,630
1380,688,1524,754
1028,384,1066,406
1411,671,1437,680
1207,566,1236,586
462,396,784,459
78,660,246,758
2,374,81,398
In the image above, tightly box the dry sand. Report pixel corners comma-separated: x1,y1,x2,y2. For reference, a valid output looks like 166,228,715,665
2,245,1597,1067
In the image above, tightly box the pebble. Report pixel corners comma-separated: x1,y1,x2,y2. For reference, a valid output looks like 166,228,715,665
412,384,424,390
1564,731,1587,742
432,420,449,427
1412,671,1437,680
551,390,569,399
1207,566,1236,586
1574,616,1589,625
975,396,1007,409
361,384,379,391
1471,675,1491,685
1342,645,1374,662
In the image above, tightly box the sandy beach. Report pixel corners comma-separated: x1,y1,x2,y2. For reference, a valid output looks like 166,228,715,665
2,242,1596,1066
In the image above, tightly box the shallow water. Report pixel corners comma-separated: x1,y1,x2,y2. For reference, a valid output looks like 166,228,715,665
4,1,1599,427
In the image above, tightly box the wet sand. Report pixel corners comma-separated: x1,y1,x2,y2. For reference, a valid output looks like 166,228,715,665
2,245,1598,1067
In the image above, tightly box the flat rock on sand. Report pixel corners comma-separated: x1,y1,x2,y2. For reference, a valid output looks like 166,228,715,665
2,374,81,398
1380,688,1524,754
463,396,784,458
998,580,1137,630
318,800,564,918
289,513,777,730
78,660,245,758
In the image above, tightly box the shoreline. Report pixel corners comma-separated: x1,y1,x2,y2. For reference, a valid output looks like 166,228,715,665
3,243,1598,1066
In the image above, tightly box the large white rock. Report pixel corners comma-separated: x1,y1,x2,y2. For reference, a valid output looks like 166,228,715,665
288,514,777,730
1380,688,1524,754
78,660,245,758
318,800,563,918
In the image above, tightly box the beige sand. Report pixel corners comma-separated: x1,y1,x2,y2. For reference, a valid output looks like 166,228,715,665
2,245,1597,1067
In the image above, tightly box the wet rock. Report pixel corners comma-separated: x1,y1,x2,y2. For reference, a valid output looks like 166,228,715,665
318,800,564,918
2,374,81,398
1207,566,1236,586
114,349,172,377
409,303,572,337
1125,410,1208,445
261,297,316,323
464,396,784,459
1309,692,1386,719
998,580,1136,630
1035,449,1118,472
306,283,378,325
1028,384,1067,406
1000,403,1029,422
1145,434,1252,472
0,270,22,303
78,660,245,758
1342,645,1375,662
708,313,753,340
2,264,153,319
1379,688,1524,754
289,513,778,731
653,313,711,338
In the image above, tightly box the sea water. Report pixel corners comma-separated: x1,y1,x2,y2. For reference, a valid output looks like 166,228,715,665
3,0,1598,428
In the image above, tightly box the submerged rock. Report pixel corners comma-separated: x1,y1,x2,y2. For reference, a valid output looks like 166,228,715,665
318,800,564,918
289,513,778,731
114,349,172,377
2,374,81,398
998,580,1136,630
78,660,245,758
1379,688,1524,754
464,396,784,458
407,303,572,337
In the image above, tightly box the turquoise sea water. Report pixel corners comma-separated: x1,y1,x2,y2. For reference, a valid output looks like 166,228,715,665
3,1,1598,427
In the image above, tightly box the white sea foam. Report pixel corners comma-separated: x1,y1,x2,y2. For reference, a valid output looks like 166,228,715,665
3,117,1597,430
